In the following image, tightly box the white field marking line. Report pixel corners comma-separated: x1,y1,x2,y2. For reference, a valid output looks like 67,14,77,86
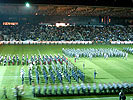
39,96,133,100
0,76,19,77
22,96,120,100
0,67,7,87
0,75,47,78
37,49,41,55
90,60,122,82
15,67,19,84
58,97,118,100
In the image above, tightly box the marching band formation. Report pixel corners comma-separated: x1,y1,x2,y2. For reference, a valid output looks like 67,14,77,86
0,54,68,66
62,48,128,60
30,82,133,97
0,47,132,98
0,54,84,86
123,47,133,54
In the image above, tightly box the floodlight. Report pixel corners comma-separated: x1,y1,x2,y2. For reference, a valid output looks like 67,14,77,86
25,2,30,8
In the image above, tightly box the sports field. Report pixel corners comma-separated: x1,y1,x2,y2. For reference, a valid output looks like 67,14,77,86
0,44,133,100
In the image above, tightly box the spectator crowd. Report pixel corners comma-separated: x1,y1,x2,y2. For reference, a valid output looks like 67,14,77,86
0,24,132,41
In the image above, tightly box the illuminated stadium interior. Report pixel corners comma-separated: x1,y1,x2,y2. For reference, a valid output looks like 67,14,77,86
0,0,133,100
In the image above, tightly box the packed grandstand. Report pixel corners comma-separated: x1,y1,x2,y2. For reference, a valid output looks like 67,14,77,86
0,25,133,41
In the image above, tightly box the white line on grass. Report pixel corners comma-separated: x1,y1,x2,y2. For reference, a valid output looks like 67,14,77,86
23,96,120,100
0,76,19,77
63,96,133,100
58,97,118,100
0,67,7,87
0,75,46,78
37,49,41,55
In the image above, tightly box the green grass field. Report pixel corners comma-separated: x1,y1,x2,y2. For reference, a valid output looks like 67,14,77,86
0,44,133,100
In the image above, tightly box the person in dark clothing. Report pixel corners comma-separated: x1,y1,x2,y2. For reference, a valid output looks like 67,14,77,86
37,84,41,96
15,86,19,100
22,74,24,85
29,68,32,85
1,87,7,99
119,91,122,100
32,83,36,97
94,70,98,79
121,93,126,100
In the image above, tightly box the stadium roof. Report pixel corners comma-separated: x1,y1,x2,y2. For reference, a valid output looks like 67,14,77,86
0,4,133,17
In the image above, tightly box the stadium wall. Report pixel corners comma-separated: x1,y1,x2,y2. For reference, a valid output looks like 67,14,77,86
0,41,92,45
0,15,133,25
0,41,133,45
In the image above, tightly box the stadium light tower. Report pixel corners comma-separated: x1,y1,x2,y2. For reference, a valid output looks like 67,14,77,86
25,2,30,8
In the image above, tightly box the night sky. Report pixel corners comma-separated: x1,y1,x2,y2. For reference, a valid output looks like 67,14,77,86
0,0,132,7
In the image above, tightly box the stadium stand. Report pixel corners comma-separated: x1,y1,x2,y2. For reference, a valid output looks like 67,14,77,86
0,25,132,41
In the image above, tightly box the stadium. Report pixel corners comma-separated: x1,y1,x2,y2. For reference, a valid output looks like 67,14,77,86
0,0,133,100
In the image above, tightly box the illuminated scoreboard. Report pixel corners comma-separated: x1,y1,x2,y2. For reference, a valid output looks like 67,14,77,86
3,22,18,25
